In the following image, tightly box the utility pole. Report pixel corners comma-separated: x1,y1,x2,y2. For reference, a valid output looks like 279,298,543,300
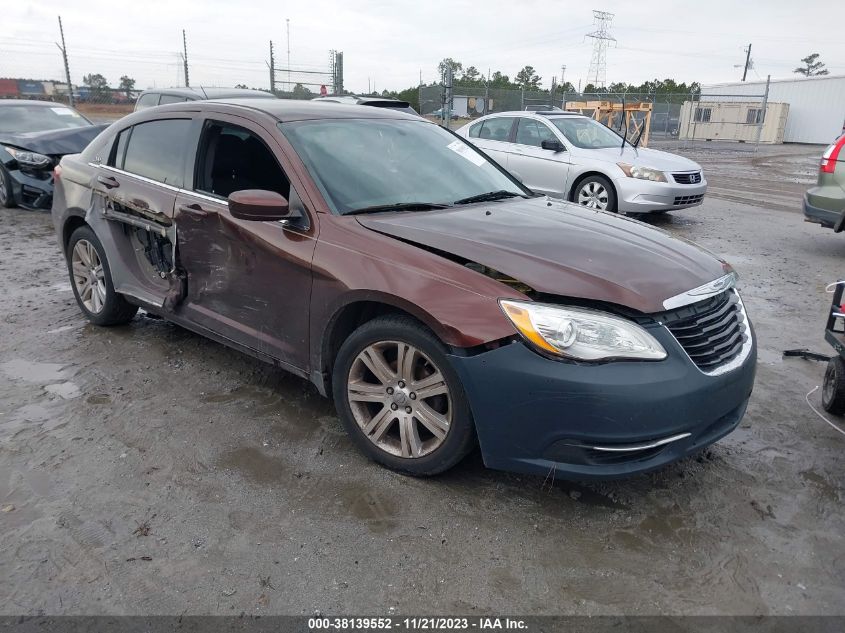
56,16,73,106
561,65,566,87
286,18,291,92
443,66,454,130
268,41,276,94
182,29,189,87
742,43,752,81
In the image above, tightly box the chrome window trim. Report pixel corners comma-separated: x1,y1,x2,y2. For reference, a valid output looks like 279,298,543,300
92,163,183,193
662,272,737,311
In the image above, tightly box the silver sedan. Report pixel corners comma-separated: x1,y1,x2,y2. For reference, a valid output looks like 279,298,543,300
455,111,707,214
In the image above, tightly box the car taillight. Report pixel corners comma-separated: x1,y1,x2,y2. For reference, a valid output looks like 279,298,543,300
821,135,845,174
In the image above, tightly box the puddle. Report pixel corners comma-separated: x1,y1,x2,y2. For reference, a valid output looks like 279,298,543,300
46,325,78,335
218,447,288,484
1,359,66,383
800,470,841,503
44,382,81,400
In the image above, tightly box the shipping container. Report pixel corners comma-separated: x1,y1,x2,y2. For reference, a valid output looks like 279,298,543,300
0,78,19,97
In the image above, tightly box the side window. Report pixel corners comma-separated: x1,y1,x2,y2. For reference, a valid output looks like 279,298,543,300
109,127,131,168
195,121,290,199
159,94,189,105
122,119,192,187
135,93,159,110
478,118,514,143
468,121,483,138
515,118,558,147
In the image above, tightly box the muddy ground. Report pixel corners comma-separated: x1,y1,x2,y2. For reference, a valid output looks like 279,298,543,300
0,143,843,616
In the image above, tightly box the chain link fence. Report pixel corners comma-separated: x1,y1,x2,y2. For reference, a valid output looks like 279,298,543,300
420,83,772,151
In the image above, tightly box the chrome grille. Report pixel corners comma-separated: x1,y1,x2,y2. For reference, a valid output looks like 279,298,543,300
660,290,747,370
672,172,702,184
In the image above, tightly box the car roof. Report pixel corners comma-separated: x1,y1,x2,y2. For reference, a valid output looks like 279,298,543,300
141,87,275,99
182,98,422,122
484,110,584,118
0,99,77,108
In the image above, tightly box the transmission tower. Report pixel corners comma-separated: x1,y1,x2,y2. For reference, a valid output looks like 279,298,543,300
585,10,615,88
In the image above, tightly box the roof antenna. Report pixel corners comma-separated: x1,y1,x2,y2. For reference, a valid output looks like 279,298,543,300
199,85,209,99
621,95,628,150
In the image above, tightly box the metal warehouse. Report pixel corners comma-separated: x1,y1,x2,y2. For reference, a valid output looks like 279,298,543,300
702,74,845,144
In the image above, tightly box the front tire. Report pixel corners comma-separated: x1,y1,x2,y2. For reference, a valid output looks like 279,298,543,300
66,225,138,326
573,175,617,212
0,165,15,208
332,315,476,476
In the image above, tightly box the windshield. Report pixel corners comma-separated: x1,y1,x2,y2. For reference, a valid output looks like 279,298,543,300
549,116,623,149
0,105,91,134
280,119,526,214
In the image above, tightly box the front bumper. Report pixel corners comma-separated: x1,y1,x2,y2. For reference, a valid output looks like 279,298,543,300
615,176,707,213
447,323,756,479
5,165,54,210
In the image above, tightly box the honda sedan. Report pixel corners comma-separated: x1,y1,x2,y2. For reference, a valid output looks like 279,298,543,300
52,99,754,479
456,111,707,214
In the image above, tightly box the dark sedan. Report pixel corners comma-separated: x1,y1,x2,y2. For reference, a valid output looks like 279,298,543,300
0,100,105,210
51,99,755,479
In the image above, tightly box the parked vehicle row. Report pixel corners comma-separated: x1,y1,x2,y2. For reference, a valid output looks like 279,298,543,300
50,100,756,479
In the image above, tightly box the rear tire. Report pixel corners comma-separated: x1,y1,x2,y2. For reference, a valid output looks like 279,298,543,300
0,165,15,208
66,225,138,326
332,315,475,476
822,357,845,415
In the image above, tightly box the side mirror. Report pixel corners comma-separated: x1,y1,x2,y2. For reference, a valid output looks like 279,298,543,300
228,190,290,222
541,139,565,152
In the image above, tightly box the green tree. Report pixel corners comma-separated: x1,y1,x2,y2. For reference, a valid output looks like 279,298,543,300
118,75,135,98
461,66,482,83
437,58,463,80
291,83,313,98
489,71,511,88
234,83,249,89
515,65,541,89
794,53,829,76
82,73,110,97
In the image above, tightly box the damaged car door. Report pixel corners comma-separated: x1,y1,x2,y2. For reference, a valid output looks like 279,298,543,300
89,117,195,309
172,117,316,370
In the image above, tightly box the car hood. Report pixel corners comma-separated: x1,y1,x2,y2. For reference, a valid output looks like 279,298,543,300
0,125,107,156
576,145,701,172
356,197,728,314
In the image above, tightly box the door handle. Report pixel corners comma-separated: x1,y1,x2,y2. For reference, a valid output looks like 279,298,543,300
97,174,120,189
177,203,210,218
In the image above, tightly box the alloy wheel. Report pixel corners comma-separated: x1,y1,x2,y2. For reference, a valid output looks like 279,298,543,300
577,181,609,210
71,239,107,314
0,172,8,206
347,340,452,459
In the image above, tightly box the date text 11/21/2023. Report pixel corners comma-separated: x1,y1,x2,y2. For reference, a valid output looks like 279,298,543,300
308,617,528,630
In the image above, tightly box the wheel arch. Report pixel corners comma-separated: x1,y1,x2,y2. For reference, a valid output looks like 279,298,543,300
61,211,90,253
314,292,450,396
568,170,618,205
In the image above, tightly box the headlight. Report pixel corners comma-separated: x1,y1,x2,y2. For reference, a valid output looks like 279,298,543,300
617,162,667,182
4,146,52,168
500,299,667,361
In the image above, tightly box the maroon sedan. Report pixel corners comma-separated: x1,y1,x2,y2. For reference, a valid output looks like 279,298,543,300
51,99,755,478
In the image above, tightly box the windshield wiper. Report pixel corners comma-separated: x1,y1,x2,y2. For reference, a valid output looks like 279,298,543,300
346,202,451,215
453,190,523,205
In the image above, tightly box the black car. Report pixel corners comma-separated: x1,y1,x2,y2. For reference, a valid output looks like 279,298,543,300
0,100,105,210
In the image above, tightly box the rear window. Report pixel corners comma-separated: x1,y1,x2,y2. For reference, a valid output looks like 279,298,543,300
159,94,190,105
121,119,192,188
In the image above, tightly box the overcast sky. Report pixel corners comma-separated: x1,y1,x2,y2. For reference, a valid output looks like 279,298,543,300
2,0,843,93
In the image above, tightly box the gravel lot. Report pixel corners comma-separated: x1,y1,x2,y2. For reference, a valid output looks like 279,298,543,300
0,142,842,616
